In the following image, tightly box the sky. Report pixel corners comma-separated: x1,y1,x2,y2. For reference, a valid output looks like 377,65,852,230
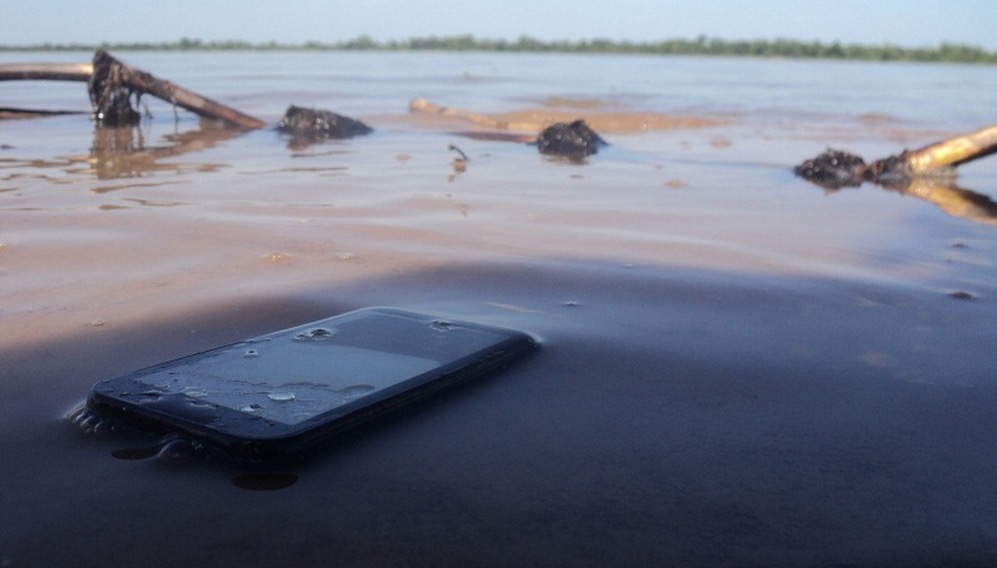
2,0,996,50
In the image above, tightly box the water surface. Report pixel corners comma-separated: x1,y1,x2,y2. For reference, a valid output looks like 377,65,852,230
2,51,996,567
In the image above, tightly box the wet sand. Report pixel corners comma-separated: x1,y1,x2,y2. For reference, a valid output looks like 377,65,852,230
4,261,997,567
2,53,997,566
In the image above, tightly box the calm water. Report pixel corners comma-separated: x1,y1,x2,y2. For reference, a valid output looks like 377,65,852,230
2,51,997,567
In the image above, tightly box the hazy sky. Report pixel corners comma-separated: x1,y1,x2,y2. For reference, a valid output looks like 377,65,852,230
3,0,995,49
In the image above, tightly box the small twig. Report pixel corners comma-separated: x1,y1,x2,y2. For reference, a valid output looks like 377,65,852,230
448,144,469,161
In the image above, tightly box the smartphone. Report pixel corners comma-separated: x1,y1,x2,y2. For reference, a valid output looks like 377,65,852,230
86,307,537,462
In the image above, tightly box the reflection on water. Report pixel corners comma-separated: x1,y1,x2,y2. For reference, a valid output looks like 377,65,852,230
802,172,997,227
85,120,238,180
897,178,997,226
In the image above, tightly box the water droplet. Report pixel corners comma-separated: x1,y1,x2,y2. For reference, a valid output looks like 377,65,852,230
157,439,195,465
430,320,455,331
90,319,105,327
337,384,376,398
294,327,336,342
136,391,162,403
267,391,295,402
239,403,264,414
93,419,115,435
244,349,260,358
79,414,100,433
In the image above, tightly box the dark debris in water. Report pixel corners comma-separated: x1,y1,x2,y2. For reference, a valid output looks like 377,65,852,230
88,49,142,127
948,290,978,301
276,105,373,142
535,119,607,158
794,148,922,190
792,149,868,189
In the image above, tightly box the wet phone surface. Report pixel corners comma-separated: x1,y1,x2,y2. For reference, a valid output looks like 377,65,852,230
86,307,537,461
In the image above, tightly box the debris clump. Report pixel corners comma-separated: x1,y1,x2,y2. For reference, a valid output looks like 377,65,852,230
88,49,141,126
792,149,868,189
276,105,372,141
535,119,607,158
793,148,931,190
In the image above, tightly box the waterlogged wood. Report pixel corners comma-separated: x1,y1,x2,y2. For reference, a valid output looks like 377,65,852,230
91,50,266,129
796,124,997,188
0,55,266,129
409,98,536,131
905,124,997,174
0,62,93,82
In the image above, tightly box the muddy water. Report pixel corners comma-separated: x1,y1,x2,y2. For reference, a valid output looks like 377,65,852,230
2,52,997,566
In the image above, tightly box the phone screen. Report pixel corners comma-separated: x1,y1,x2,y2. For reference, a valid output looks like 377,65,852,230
88,308,534,450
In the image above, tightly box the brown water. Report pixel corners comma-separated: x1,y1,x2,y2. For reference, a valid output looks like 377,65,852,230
2,52,997,567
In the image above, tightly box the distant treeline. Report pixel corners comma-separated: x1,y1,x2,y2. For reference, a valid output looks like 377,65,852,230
4,35,996,64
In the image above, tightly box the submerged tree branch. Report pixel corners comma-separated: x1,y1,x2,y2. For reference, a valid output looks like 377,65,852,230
0,52,266,128
89,50,266,129
0,62,93,82
795,124,997,189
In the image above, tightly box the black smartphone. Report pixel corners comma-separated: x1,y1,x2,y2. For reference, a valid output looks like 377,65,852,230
85,307,537,462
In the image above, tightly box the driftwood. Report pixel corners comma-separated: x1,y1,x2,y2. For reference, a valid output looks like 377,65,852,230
409,98,608,157
795,124,997,189
0,52,379,142
0,63,95,118
409,98,535,131
89,50,266,129
0,62,94,82
0,52,266,129
795,125,997,226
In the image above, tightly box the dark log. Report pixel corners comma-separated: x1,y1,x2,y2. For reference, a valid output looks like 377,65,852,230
89,49,266,129
1,54,267,129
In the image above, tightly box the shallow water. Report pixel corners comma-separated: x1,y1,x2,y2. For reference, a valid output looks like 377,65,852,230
2,52,997,567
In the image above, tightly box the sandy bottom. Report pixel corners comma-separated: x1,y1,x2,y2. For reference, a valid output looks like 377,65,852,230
2,104,997,567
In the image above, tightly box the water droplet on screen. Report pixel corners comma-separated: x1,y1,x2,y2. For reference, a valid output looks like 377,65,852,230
244,349,260,358
337,384,376,398
239,403,264,414
294,327,336,341
267,391,295,402
430,320,455,331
